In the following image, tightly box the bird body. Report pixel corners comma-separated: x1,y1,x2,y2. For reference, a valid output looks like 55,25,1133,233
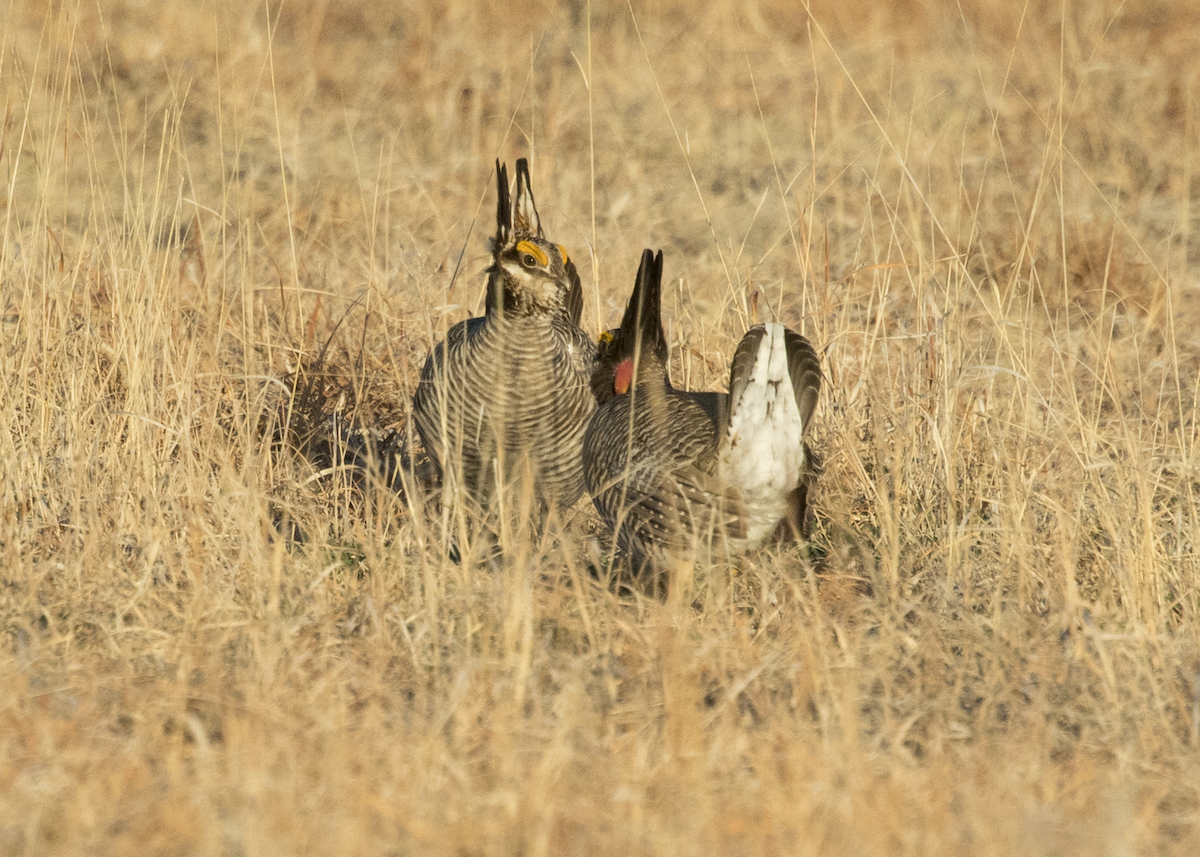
583,382,739,570
583,249,821,574
412,160,596,512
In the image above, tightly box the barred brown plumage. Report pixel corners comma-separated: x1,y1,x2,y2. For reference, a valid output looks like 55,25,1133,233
582,249,822,579
411,159,596,516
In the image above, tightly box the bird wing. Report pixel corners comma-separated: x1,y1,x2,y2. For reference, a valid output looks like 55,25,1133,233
686,390,729,438
620,462,748,550
588,392,745,552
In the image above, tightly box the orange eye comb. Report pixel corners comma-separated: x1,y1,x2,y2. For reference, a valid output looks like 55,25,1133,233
515,240,549,267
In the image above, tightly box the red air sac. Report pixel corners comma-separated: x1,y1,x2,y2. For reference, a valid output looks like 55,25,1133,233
614,359,633,395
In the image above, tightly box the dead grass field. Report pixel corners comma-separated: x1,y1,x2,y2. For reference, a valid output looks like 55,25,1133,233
3,0,1200,853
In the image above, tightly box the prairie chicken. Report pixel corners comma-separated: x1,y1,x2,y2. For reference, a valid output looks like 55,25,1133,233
582,249,821,576
411,159,597,515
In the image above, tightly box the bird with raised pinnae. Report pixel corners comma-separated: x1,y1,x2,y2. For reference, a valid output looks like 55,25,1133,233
582,249,821,581
412,159,596,519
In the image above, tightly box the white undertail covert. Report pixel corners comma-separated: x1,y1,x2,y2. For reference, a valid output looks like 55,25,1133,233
718,323,808,546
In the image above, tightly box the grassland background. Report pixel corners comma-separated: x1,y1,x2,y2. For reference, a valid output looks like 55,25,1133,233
3,0,1200,853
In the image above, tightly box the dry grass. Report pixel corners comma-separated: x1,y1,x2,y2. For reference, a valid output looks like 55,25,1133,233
3,0,1200,853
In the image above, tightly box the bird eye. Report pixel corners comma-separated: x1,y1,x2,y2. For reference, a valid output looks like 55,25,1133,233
515,240,549,268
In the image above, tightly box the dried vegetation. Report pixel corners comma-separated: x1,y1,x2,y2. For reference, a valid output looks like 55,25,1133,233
2,0,1200,853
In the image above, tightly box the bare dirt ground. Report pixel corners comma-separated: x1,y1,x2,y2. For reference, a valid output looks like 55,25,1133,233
2,0,1200,853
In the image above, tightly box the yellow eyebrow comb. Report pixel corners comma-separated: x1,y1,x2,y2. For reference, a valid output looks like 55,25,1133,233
515,240,549,267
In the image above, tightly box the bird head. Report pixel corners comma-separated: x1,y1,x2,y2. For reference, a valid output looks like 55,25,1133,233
486,159,582,319
591,249,669,404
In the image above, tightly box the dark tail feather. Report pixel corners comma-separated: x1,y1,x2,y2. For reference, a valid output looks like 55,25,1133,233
726,324,766,430
784,328,822,435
